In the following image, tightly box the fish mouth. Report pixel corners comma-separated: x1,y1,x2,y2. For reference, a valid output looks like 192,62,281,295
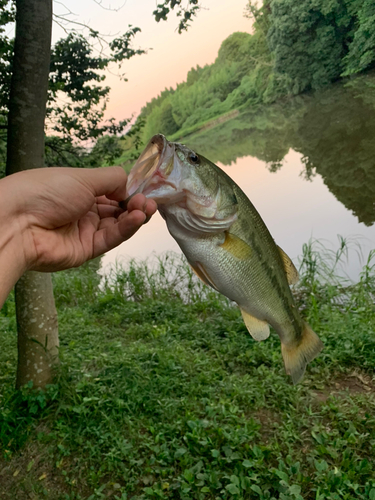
121,134,181,208
125,134,166,197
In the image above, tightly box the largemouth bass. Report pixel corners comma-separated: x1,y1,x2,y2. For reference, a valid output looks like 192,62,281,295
124,134,323,383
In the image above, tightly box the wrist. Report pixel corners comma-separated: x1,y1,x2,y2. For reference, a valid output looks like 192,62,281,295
0,177,30,308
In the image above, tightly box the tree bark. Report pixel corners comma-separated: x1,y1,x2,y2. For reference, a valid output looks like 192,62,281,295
15,272,59,388
6,0,59,389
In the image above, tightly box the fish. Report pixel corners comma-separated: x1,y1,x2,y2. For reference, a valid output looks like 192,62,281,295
124,134,324,383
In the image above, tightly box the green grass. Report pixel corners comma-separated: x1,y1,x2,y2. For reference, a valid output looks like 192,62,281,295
0,243,375,500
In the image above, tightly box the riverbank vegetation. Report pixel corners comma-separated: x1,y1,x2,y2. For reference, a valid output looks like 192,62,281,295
116,0,375,163
1,241,375,499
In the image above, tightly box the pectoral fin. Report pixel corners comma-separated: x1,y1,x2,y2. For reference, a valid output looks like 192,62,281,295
220,232,252,260
189,261,218,291
240,309,270,341
277,246,299,285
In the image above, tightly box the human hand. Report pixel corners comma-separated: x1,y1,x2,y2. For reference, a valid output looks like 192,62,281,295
1,167,157,273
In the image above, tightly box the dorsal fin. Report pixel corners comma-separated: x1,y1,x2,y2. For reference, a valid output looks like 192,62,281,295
277,246,299,285
240,309,270,341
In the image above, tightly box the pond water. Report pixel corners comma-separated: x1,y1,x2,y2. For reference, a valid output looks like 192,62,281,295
101,74,375,281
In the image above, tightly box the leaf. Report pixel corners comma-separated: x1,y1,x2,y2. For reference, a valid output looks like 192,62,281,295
289,484,301,496
183,469,194,482
274,469,289,483
230,475,239,486
174,447,187,458
314,459,328,472
251,484,263,495
252,445,263,458
226,483,240,495
242,459,253,468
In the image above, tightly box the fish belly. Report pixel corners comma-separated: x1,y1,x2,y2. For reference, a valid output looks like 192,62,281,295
174,231,293,330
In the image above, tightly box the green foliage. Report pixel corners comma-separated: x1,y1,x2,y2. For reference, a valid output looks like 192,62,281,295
267,0,353,93
0,12,146,167
0,1,13,178
48,32,141,141
134,0,375,149
0,125,6,177
52,258,102,309
44,135,125,168
217,31,253,64
44,136,87,167
142,97,179,140
267,0,375,92
186,65,203,87
153,0,200,33
0,0,14,112
89,135,124,166
1,247,375,498
342,0,375,75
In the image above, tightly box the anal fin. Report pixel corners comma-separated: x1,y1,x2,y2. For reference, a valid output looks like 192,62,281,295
241,309,270,341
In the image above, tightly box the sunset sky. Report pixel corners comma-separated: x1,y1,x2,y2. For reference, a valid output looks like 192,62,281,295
53,0,252,122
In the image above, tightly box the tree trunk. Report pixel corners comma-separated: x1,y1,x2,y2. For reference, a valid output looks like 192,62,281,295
6,0,59,389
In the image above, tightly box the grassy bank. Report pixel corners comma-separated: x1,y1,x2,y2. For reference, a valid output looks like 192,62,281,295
0,244,375,500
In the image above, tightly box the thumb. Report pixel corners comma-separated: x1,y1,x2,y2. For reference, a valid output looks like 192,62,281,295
78,166,128,202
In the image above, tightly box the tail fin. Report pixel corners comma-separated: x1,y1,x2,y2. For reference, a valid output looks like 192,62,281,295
281,322,324,384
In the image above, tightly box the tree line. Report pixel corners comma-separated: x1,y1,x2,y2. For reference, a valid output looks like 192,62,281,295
133,0,375,147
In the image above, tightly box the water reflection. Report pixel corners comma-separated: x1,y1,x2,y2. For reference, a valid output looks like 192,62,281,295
187,72,375,226
102,74,375,279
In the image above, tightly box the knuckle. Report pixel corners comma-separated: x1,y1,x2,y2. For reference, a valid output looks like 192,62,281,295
111,166,127,179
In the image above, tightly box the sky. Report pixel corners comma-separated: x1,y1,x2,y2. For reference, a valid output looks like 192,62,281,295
53,0,252,122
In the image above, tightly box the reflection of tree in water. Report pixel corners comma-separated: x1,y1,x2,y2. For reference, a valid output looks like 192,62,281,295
292,75,375,227
185,72,375,227
186,104,295,168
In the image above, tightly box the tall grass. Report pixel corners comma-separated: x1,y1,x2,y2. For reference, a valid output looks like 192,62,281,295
295,237,375,322
101,253,226,305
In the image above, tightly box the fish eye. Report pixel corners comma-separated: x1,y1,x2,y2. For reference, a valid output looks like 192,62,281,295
189,153,200,164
